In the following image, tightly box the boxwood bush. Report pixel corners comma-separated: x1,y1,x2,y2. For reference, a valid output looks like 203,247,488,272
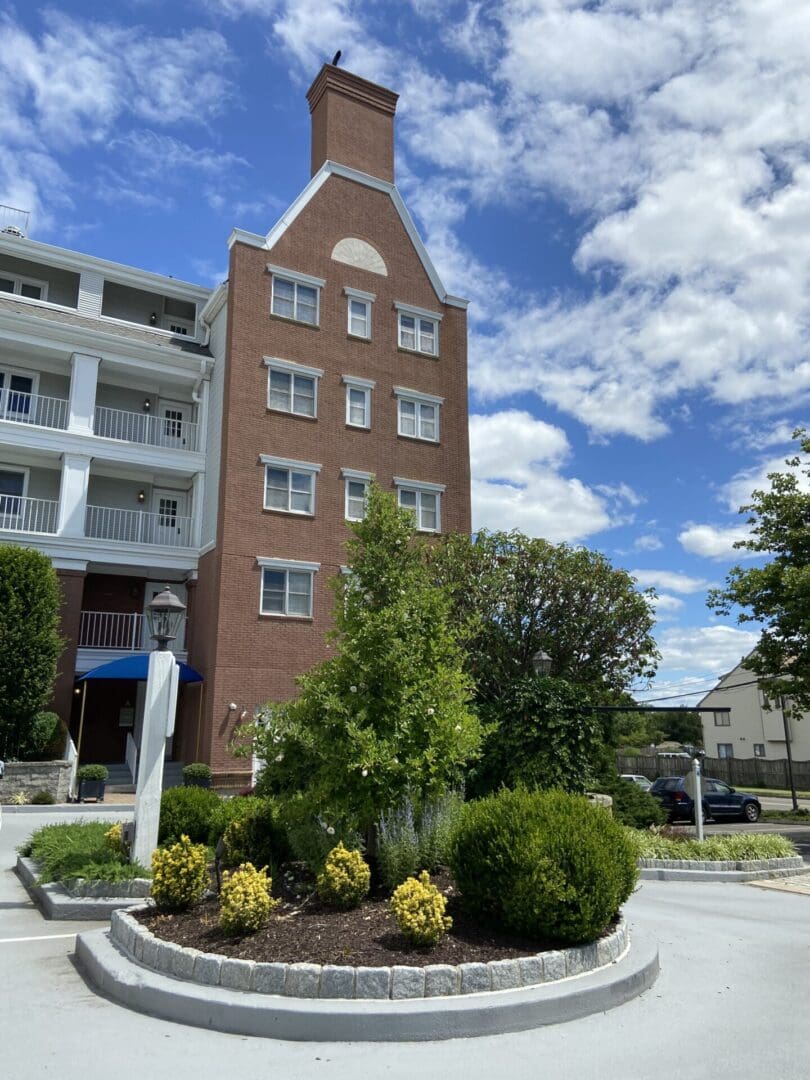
158,785,221,844
448,788,638,945
592,775,665,828
218,796,291,872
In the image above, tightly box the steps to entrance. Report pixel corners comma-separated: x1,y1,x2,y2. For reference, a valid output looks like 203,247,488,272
103,761,184,794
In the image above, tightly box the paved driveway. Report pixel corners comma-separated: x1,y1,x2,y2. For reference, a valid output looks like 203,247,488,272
2,810,809,1080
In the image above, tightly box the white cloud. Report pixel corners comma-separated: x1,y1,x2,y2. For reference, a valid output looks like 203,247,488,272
469,410,636,542
677,523,753,560
655,625,759,674
650,593,683,618
631,569,713,595
634,533,663,552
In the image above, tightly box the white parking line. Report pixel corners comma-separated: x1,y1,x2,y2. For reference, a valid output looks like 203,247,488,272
0,932,77,944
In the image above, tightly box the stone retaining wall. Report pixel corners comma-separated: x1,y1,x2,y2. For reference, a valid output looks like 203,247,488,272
111,908,627,1001
637,855,804,872
0,760,72,804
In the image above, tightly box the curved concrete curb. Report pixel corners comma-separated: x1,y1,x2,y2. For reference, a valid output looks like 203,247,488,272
16,856,150,920
638,855,807,883
110,907,627,999
75,928,659,1041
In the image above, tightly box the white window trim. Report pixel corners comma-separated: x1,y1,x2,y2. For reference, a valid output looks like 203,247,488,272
344,287,376,340
261,455,321,516
343,286,377,302
269,265,324,326
394,386,443,442
0,271,49,302
0,464,30,498
0,365,40,401
393,301,443,323
344,380,372,428
264,357,322,418
257,556,320,618
343,473,371,522
396,309,440,356
393,476,446,493
394,478,444,533
341,468,374,481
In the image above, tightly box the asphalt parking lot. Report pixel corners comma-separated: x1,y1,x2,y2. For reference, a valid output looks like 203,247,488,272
2,809,809,1080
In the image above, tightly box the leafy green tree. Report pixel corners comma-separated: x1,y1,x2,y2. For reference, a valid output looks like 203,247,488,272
709,429,810,712
247,487,481,849
0,546,62,759
430,531,659,703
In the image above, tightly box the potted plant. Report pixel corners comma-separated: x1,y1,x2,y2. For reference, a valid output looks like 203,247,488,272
182,762,213,789
76,764,108,802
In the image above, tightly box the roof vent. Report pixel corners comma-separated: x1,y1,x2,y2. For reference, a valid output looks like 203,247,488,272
0,205,30,239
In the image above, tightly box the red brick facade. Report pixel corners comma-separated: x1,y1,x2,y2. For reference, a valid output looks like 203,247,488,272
189,67,471,780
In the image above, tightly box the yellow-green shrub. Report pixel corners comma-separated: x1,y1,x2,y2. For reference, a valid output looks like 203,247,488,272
219,862,278,935
316,842,370,909
104,823,125,857
150,835,208,911
390,870,452,946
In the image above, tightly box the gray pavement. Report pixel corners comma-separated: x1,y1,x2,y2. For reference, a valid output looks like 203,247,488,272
2,810,810,1079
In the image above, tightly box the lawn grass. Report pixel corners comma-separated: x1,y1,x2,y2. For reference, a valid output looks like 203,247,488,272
626,828,797,861
742,787,810,799
760,808,810,824
18,821,149,884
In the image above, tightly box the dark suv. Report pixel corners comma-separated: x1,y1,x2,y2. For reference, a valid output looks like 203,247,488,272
650,776,761,824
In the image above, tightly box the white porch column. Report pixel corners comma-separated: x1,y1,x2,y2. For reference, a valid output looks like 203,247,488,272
191,471,204,548
68,352,100,435
132,650,180,868
57,453,91,537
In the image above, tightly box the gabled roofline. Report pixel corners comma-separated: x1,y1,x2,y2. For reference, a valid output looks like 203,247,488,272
228,161,469,310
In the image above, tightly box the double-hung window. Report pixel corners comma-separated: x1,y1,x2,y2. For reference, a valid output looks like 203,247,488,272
0,367,36,422
394,386,442,441
713,711,730,727
0,467,27,523
717,743,734,759
395,303,442,356
342,469,372,522
268,263,324,326
258,557,319,618
342,375,375,428
264,357,322,418
0,271,48,301
261,455,321,515
344,287,375,339
394,477,445,533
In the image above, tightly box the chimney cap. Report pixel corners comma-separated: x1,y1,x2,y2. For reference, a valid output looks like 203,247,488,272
307,64,398,118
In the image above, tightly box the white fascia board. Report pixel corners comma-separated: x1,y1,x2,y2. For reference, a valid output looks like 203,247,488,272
444,294,470,310
263,356,324,379
260,454,322,473
394,301,443,322
228,228,267,250
262,160,470,310
393,385,445,405
343,286,377,303
200,281,229,322
0,232,210,301
341,374,376,389
257,556,321,572
393,476,447,493
266,263,326,290
1,532,199,571
341,468,374,481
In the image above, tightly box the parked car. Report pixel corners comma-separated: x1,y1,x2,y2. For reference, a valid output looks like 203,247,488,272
650,776,761,823
620,774,652,791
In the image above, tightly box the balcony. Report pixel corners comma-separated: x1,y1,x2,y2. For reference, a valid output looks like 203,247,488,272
0,389,68,430
79,610,146,650
85,504,193,548
0,495,58,533
94,405,199,452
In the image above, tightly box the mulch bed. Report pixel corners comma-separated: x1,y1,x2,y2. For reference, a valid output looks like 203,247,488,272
137,871,566,967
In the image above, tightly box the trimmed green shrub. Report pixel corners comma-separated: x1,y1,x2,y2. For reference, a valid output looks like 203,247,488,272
76,764,109,782
30,790,55,805
219,863,278,935
448,788,638,945
158,785,221,844
23,712,66,760
593,775,665,828
151,835,208,911
208,795,263,845
219,797,290,872
183,762,213,785
316,843,371,909
390,870,452,946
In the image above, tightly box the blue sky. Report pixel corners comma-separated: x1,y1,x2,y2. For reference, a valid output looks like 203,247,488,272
3,0,808,705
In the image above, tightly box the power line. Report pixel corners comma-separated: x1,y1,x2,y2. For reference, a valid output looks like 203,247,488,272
635,677,764,704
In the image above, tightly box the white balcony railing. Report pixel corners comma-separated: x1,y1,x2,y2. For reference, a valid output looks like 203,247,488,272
0,495,58,533
0,390,69,430
85,504,193,548
94,405,199,452
79,610,145,650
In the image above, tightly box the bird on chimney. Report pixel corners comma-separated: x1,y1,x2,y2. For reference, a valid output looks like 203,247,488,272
331,50,342,66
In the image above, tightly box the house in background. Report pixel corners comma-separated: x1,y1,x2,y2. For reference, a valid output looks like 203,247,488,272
0,63,471,788
698,657,810,761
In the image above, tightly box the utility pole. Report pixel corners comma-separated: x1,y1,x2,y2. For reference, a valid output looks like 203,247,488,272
781,695,799,812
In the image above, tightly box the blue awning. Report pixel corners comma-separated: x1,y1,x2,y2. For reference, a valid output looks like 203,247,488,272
78,655,203,684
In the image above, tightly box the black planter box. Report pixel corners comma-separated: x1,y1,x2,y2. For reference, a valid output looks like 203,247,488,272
78,779,106,802
183,776,211,789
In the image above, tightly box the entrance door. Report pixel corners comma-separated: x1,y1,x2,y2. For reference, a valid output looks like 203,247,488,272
0,369,34,422
157,400,192,450
151,488,188,546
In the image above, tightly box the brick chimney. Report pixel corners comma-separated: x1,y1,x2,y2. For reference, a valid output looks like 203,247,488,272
306,65,399,183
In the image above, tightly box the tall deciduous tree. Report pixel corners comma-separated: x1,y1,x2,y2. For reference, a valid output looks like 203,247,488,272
709,429,810,711
0,546,62,759
249,487,481,841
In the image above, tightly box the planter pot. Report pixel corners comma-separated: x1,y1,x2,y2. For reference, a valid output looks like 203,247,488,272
183,776,211,789
78,779,106,802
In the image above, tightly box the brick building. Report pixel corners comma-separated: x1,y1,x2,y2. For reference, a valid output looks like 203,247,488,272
0,64,471,786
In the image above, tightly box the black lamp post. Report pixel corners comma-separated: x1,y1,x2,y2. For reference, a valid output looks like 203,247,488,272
146,586,186,651
531,649,553,676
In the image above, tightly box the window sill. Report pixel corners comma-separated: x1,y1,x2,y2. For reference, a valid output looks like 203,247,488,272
266,407,318,422
397,433,440,445
262,507,316,518
397,346,439,359
347,333,372,344
259,613,314,621
346,423,371,432
269,313,320,330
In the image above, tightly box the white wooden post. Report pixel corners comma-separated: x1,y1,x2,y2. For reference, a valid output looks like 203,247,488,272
132,651,179,868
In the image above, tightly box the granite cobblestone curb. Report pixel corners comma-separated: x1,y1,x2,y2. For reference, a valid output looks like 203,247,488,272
16,856,151,920
109,907,628,1000
637,855,808,882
